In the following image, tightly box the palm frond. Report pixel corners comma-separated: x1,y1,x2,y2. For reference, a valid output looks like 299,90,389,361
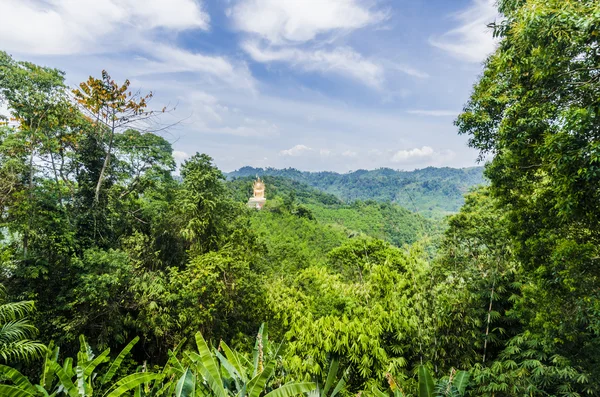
0,339,46,363
0,302,36,323
0,319,38,344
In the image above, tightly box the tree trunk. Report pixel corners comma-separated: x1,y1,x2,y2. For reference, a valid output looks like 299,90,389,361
94,114,115,203
24,146,34,259
482,277,496,363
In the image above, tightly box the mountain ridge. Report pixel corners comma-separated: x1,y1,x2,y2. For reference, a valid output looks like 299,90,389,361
226,165,486,218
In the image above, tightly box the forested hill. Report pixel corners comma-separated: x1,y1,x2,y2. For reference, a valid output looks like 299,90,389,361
227,176,438,247
227,166,486,218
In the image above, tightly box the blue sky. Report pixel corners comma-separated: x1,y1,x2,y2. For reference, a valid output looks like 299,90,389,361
0,0,499,172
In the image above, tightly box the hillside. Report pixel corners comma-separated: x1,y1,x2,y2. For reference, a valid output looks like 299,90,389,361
227,166,486,218
227,176,438,247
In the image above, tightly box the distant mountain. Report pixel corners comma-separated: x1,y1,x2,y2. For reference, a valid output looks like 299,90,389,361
226,166,486,218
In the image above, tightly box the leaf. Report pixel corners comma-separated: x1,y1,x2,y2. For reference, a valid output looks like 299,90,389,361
78,335,93,365
263,382,317,397
49,361,79,397
418,365,434,397
252,323,265,377
194,332,227,397
63,357,74,377
103,373,163,397
40,343,59,390
323,357,339,395
247,360,276,397
174,368,195,397
83,348,110,377
168,350,186,377
453,371,470,396
371,387,389,397
0,364,37,393
215,349,242,391
151,338,187,395
330,368,349,397
220,340,247,382
101,336,139,385
75,366,89,396
0,385,36,397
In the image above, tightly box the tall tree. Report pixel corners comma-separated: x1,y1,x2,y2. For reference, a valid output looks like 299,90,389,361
456,0,600,393
72,70,159,203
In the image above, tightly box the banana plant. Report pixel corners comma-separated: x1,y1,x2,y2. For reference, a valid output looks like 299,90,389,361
182,325,316,397
372,366,470,397
307,357,349,397
0,327,319,397
0,335,162,396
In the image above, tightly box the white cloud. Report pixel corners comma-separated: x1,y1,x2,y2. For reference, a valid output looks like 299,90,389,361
228,0,398,88
407,109,458,117
229,0,386,44
173,150,191,164
0,1,256,95
342,150,358,157
386,62,429,79
242,41,383,87
391,146,435,163
137,43,257,91
429,0,499,63
320,149,332,157
0,0,209,55
216,119,279,137
181,90,278,137
279,144,313,156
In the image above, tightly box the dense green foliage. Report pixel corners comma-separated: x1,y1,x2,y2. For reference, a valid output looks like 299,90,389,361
2,1,600,393
226,167,485,218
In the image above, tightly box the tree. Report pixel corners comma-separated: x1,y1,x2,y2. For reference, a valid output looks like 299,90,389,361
433,188,520,368
0,51,77,259
72,70,162,203
178,153,241,254
456,0,600,393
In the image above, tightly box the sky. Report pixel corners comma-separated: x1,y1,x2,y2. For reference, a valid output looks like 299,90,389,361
0,0,499,172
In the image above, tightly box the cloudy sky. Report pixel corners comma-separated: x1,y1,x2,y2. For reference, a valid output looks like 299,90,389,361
0,0,498,172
